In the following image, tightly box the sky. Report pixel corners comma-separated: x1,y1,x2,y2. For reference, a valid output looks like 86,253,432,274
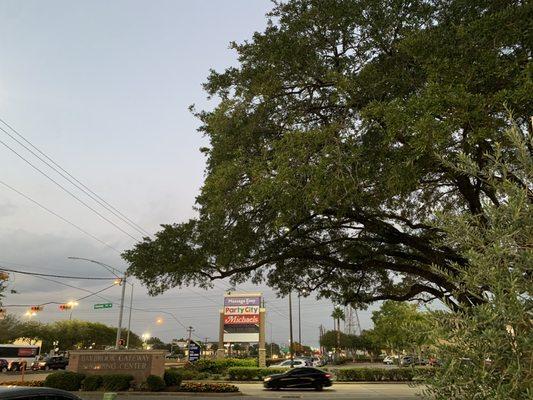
0,0,379,347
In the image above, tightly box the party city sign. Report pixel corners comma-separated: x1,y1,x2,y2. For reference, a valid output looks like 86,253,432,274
224,305,260,315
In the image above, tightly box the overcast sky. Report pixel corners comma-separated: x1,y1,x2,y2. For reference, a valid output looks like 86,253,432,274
0,0,378,347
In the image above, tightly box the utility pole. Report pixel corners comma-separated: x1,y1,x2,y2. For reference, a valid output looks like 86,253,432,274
187,326,194,343
298,294,301,355
115,273,127,349
288,292,294,365
126,283,134,348
186,326,194,360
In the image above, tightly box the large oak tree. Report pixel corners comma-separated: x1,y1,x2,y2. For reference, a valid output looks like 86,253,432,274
123,0,532,309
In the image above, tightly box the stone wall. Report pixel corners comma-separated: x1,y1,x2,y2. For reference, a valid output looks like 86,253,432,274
68,350,165,383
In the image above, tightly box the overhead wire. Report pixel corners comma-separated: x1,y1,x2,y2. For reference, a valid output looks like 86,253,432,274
0,136,140,242
0,179,122,254
3,283,117,308
0,266,116,280
0,119,150,237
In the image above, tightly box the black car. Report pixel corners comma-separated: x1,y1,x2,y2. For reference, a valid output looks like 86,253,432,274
0,386,82,399
263,367,333,391
31,356,68,371
0,360,7,373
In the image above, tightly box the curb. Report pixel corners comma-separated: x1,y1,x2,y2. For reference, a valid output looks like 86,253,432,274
196,380,421,385
73,392,243,397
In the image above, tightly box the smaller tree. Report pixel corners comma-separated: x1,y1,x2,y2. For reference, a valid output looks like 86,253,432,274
372,301,432,357
320,330,352,352
424,127,532,400
147,337,170,351
331,307,346,355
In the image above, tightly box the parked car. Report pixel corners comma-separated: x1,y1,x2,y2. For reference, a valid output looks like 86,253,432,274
0,360,8,373
414,357,428,366
400,355,415,367
0,386,82,399
428,357,441,367
383,355,395,365
269,359,307,368
264,367,333,391
31,356,68,371
311,357,326,367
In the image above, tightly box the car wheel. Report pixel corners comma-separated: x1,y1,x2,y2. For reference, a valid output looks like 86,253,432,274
314,383,323,391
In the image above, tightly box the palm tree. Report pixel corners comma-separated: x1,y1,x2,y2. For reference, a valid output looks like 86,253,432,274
331,307,345,356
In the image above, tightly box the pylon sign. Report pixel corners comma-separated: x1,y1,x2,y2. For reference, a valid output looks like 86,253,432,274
188,340,201,362
223,293,262,343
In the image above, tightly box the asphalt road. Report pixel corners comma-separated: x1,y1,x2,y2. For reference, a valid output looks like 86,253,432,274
0,373,423,399
75,383,421,399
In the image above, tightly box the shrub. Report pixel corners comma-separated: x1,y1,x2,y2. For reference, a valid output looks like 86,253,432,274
101,374,134,391
0,381,43,387
81,375,103,391
227,367,259,381
193,358,257,374
227,367,288,381
259,368,287,379
144,375,166,392
334,367,428,382
163,369,182,387
179,382,239,393
177,369,209,380
44,371,85,391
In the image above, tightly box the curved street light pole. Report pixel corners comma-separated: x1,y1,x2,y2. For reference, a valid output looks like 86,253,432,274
68,257,129,349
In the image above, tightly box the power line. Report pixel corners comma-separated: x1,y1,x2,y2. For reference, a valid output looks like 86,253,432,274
0,266,116,280
0,179,121,253
0,136,141,242
0,119,151,237
3,283,117,308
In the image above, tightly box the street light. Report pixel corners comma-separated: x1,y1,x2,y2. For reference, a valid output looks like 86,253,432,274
68,257,129,350
141,333,151,349
67,301,79,320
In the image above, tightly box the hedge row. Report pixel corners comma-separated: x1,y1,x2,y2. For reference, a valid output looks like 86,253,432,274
227,367,288,381
43,372,134,391
179,382,239,393
190,358,257,374
334,367,428,382
0,381,44,387
41,370,236,393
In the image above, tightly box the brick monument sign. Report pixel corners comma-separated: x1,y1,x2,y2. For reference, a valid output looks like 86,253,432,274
68,350,165,383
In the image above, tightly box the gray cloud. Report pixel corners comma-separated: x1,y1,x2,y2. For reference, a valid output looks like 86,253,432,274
0,200,17,217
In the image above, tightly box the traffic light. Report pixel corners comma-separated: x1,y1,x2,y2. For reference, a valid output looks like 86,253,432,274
59,304,72,311
30,306,43,312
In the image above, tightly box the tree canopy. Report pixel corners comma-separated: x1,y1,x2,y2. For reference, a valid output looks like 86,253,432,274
123,0,532,308
0,317,143,351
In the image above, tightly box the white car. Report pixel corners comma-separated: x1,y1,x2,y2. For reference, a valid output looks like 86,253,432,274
383,356,395,365
269,359,307,368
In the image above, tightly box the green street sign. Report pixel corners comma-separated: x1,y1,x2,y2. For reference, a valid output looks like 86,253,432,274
94,303,113,310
